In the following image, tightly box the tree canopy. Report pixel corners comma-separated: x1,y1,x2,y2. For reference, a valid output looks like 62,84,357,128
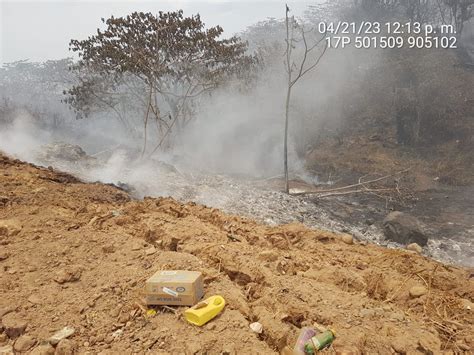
67,10,256,154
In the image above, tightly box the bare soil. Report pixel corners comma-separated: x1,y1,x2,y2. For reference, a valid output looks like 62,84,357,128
0,154,473,354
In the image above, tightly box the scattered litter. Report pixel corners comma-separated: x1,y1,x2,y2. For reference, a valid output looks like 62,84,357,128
304,329,336,353
146,309,157,317
112,329,123,339
145,270,204,306
249,322,263,334
294,327,317,354
184,295,226,326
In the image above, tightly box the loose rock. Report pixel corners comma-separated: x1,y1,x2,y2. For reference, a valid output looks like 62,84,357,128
49,326,75,345
0,306,14,318
102,244,115,254
145,246,156,256
359,308,375,318
459,298,473,310
0,251,9,261
249,322,263,334
13,335,36,352
28,295,42,305
406,243,422,253
258,250,278,262
2,313,27,339
53,267,82,284
0,219,22,237
341,234,354,245
29,342,55,355
54,339,76,355
383,211,428,246
390,337,407,354
409,285,428,298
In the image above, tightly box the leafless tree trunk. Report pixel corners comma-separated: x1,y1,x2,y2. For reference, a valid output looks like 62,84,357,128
283,4,328,193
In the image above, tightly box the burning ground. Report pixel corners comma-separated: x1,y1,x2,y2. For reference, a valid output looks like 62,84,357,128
0,153,473,354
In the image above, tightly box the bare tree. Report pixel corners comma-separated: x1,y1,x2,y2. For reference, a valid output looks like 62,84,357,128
283,5,328,193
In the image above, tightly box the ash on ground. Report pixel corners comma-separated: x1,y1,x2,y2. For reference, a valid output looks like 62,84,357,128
35,142,474,268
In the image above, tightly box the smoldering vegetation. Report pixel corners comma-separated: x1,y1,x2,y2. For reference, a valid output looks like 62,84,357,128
0,1,473,190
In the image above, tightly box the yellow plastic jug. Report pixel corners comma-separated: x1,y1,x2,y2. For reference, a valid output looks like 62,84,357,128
184,295,226,326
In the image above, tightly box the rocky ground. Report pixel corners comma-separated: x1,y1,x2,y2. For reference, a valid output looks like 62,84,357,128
1,153,473,354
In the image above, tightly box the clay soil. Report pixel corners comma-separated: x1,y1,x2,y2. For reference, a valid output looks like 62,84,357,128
0,153,473,354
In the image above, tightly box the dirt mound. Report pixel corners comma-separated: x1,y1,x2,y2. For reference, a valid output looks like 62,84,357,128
0,153,473,354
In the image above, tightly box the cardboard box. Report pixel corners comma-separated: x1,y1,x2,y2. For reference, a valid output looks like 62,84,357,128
145,270,204,306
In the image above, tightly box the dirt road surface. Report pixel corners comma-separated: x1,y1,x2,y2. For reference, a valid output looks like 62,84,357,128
0,153,473,354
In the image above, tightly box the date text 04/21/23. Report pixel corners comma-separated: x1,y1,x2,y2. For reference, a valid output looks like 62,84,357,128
318,21,456,36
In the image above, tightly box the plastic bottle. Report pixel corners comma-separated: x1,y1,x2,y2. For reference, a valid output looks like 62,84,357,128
184,295,225,326
294,327,317,354
304,329,336,353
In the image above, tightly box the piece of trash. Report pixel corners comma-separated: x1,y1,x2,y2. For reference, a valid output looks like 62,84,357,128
184,295,225,326
112,329,123,338
304,329,336,353
146,309,157,317
249,322,263,334
294,327,317,354
145,270,204,306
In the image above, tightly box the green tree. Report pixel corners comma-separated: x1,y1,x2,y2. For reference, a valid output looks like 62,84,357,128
67,10,255,155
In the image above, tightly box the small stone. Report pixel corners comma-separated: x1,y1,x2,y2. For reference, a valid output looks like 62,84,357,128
406,243,422,253
2,313,27,339
102,244,115,254
418,338,441,354
0,334,7,344
206,323,216,330
185,341,202,354
0,306,15,318
145,246,156,256
48,326,75,345
359,309,375,318
391,338,407,354
83,341,90,347
389,311,405,322
109,308,120,318
0,196,9,206
0,251,9,261
341,234,354,245
53,266,82,284
28,294,42,305
118,313,129,323
258,250,278,262
0,219,22,237
131,244,141,251
409,285,428,298
460,298,473,310
249,322,263,334
14,335,36,352
54,339,76,355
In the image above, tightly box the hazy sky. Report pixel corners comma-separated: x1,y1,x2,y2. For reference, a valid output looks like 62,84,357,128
0,0,311,64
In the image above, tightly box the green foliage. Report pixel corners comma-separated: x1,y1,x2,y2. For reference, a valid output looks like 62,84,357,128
66,10,257,152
